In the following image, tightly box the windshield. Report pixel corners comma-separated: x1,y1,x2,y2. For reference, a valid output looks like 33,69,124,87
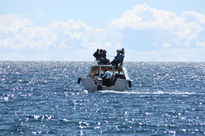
100,66,113,75
89,67,99,76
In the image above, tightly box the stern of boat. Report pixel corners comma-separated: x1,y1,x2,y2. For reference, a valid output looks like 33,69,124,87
81,78,97,90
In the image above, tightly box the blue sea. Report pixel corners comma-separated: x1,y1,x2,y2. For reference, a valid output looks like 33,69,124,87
0,61,205,136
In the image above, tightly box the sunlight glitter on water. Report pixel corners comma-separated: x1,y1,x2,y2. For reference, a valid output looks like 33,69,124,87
0,62,205,135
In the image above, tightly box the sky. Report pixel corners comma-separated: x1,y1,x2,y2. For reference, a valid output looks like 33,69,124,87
0,0,205,61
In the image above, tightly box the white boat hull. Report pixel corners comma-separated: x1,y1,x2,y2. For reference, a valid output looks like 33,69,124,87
81,77,129,91
78,64,132,91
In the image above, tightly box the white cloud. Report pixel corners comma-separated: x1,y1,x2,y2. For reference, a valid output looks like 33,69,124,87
126,48,205,62
0,14,20,26
0,18,121,51
197,42,205,47
0,4,205,61
110,4,205,48
183,11,205,25
162,43,172,48
110,4,184,30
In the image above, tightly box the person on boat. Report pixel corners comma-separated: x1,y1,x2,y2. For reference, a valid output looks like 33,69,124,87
110,48,125,68
117,52,124,68
116,48,125,58
103,50,110,64
98,49,104,64
110,56,118,67
121,48,125,56
110,50,119,67
111,52,124,69
102,68,112,86
98,49,109,65
93,49,100,62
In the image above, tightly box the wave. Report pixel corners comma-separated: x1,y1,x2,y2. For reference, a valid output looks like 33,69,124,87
97,90,195,95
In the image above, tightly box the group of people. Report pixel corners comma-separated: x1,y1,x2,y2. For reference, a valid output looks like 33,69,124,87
92,48,125,86
102,67,125,86
93,49,110,65
93,48,125,68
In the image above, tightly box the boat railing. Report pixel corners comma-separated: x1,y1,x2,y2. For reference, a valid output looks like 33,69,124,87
93,60,99,65
93,60,124,70
93,59,109,65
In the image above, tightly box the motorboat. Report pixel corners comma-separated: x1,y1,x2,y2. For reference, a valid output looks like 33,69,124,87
78,62,132,91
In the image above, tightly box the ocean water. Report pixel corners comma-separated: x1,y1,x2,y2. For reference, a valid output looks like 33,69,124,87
0,61,205,136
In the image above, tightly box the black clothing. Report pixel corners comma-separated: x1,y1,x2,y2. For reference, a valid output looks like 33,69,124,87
93,50,100,61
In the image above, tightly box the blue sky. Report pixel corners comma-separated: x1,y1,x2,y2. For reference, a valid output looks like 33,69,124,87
0,0,205,61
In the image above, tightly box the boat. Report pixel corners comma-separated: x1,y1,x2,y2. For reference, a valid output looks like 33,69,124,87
77,62,132,91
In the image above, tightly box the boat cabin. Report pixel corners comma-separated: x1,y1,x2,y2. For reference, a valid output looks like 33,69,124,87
88,65,126,80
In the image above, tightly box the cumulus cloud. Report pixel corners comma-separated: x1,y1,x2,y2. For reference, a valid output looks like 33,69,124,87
162,43,172,48
110,4,205,48
1,4,204,50
0,14,20,26
126,48,205,62
0,17,121,52
0,4,205,61
183,11,205,24
110,4,184,30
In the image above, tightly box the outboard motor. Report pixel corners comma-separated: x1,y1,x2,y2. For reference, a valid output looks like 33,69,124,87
128,80,132,88
77,78,81,84
97,78,102,90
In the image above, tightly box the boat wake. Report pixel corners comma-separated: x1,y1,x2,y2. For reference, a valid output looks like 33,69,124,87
97,90,195,95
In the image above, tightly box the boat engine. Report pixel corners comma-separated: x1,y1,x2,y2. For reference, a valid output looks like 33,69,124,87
97,78,102,90
128,80,132,88
77,78,81,84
